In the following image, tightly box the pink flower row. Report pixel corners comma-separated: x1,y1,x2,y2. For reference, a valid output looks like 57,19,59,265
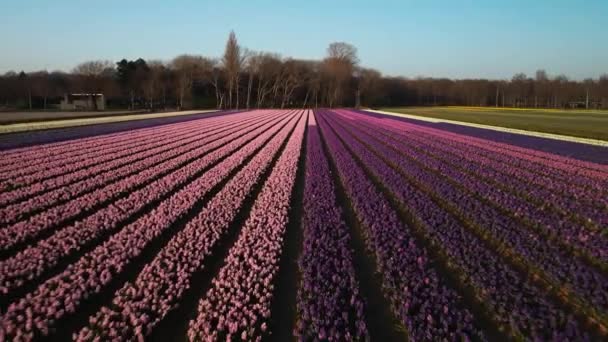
0,111,278,225
0,110,252,169
0,117,209,181
0,111,300,340
75,111,303,341
0,112,291,295
187,111,307,341
0,111,267,190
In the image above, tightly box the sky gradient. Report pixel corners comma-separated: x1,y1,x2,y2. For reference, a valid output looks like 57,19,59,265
1,0,607,80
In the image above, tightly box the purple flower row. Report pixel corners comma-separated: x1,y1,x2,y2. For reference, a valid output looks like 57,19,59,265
334,110,608,258
329,113,608,319
0,112,279,225
187,111,307,341
0,113,292,295
336,110,607,231
398,129,607,230
318,111,585,339
295,113,368,341
381,111,608,180
408,123,608,191
316,111,482,341
0,111,301,341
74,111,303,341
340,110,607,211
350,114,608,262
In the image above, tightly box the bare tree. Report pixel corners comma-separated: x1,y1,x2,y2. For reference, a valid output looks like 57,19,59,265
244,49,258,110
17,72,32,110
4,39,608,111
279,59,304,108
358,67,382,107
73,60,114,110
222,31,242,109
583,78,594,109
255,53,282,108
323,42,359,107
171,55,213,110
30,71,51,110
511,73,529,107
209,59,226,109
142,60,166,110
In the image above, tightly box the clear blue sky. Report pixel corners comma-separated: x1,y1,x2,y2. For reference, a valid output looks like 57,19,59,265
1,0,607,80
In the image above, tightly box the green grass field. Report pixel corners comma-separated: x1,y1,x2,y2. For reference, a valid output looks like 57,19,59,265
379,106,608,141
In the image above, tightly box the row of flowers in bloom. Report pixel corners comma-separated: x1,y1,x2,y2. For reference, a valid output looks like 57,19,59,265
340,109,608,225
329,112,608,322
316,111,483,340
187,111,307,341
0,111,302,340
0,112,293,296
295,113,368,341
0,114,222,182
0,110,248,169
0,111,278,224
75,112,302,341
0,112,283,255
336,110,608,262
319,110,589,340
0,111,256,187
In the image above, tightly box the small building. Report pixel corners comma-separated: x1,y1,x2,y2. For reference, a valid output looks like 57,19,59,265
60,94,105,111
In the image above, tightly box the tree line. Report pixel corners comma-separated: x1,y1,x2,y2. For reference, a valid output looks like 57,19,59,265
1,31,607,111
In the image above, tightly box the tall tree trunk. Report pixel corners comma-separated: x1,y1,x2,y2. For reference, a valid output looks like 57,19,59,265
302,88,310,109
271,79,280,109
246,72,253,109
214,85,219,109
212,79,220,109
256,77,263,108
280,82,290,109
228,79,233,109
235,74,240,110
179,88,184,110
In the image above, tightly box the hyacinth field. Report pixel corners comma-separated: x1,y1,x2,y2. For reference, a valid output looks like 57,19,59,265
0,109,607,341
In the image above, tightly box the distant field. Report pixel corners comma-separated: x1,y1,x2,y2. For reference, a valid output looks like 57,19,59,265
379,106,608,140
0,110,217,134
0,110,148,124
